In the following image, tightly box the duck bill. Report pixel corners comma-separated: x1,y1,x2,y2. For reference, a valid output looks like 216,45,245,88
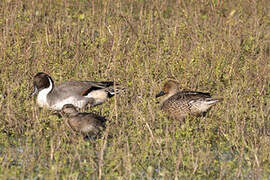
29,86,38,98
156,91,165,98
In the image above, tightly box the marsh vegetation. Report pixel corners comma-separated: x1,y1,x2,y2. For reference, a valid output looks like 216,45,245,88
0,0,269,179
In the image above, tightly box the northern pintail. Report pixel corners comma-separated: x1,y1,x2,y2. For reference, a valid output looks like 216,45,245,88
61,104,106,136
156,80,222,120
30,72,123,110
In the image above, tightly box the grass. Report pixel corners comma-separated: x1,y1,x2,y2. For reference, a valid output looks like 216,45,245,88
0,0,269,179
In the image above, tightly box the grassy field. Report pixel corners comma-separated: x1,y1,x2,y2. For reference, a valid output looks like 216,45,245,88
0,0,269,179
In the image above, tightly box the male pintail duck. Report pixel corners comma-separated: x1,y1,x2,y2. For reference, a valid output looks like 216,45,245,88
30,72,123,110
61,104,106,136
156,80,222,120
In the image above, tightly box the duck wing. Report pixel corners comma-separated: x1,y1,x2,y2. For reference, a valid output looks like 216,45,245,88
173,91,211,101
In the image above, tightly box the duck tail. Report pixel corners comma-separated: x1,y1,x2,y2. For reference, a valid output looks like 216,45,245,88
107,87,125,98
205,98,223,105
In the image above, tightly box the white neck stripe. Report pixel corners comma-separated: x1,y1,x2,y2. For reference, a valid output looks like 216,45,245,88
36,76,53,107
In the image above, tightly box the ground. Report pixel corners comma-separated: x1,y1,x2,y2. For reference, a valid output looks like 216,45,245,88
0,0,269,179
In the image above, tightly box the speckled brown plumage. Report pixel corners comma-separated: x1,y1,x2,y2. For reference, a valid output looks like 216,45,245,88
61,104,106,136
156,80,222,120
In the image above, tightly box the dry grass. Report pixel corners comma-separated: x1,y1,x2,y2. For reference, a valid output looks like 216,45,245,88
0,0,269,179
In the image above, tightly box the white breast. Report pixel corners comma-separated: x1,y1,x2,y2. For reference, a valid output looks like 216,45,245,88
36,77,53,108
37,87,51,108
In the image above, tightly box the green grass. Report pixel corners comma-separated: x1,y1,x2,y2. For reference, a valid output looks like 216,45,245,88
0,0,269,179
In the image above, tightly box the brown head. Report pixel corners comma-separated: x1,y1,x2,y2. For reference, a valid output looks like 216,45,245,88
61,104,78,116
29,72,54,97
156,80,179,98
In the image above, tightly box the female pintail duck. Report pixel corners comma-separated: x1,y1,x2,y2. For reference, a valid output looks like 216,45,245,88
156,80,222,120
61,104,106,136
30,72,123,110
